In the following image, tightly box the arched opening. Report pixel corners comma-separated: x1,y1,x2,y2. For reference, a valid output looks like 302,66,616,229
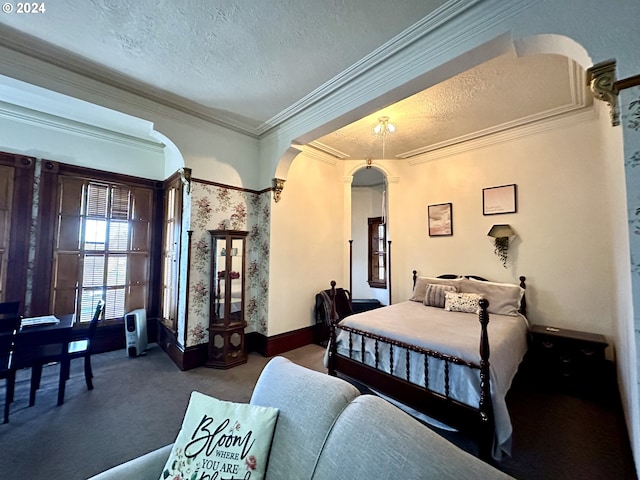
350,166,389,306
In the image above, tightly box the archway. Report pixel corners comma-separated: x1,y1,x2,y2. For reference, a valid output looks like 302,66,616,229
350,166,389,305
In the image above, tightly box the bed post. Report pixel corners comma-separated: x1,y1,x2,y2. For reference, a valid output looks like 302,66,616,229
387,240,392,305
412,270,417,289
519,275,527,317
349,240,353,311
478,298,494,460
328,280,338,376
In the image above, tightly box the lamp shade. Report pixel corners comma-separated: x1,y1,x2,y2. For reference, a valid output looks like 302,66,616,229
487,224,516,238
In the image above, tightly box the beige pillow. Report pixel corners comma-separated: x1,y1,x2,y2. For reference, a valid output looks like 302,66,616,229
410,276,461,303
459,278,524,316
444,291,483,314
424,284,457,308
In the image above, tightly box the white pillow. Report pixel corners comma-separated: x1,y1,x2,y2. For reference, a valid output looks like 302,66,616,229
444,291,483,314
459,278,524,316
160,392,279,480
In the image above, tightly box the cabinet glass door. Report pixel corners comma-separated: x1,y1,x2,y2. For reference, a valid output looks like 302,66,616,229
212,236,227,323
228,238,243,322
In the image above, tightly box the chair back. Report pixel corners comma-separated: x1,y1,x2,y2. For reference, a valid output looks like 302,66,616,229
86,300,105,346
0,301,20,317
0,315,20,371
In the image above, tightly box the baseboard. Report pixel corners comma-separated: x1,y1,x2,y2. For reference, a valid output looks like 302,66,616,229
156,322,315,368
156,320,208,370
247,326,314,357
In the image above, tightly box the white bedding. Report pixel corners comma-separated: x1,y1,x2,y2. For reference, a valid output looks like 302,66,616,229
332,300,529,460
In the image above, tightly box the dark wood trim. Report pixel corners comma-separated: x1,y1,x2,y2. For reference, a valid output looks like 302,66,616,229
2,153,35,307
615,74,640,91
185,230,193,336
147,186,164,321
157,320,208,370
247,327,314,357
192,177,268,196
57,162,162,190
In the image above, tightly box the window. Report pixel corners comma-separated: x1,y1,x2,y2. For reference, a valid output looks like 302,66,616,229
367,216,387,289
161,183,180,331
52,177,152,323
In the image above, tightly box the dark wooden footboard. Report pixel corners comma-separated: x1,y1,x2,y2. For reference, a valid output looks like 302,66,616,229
327,287,494,460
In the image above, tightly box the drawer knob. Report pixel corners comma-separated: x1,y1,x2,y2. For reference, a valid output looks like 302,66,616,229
542,341,554,349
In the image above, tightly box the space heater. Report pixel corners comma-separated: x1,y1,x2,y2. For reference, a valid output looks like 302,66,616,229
124,308,148,357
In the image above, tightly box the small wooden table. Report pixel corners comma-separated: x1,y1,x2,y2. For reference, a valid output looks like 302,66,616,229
14,314,75,406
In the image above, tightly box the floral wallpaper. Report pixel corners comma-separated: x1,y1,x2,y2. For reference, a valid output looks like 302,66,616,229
622,88,640,348
186,181,270,347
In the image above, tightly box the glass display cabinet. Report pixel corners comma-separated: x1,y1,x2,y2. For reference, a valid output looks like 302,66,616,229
207,230,248,368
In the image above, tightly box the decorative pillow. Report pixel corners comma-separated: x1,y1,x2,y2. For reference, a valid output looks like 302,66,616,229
424,284,457,308
459,278,524,316
410,276,461,303
160,392,279,480
444,291,483,314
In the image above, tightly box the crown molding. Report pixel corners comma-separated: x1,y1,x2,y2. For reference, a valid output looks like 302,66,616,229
263,0,539,147
257,0,484,136
0,0,540,150
0,26,260,137
307,141,350,159
407,105,597,165
290,143,337,165
0,100,165,153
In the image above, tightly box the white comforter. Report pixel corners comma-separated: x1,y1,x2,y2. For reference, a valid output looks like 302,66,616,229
332,300,529,460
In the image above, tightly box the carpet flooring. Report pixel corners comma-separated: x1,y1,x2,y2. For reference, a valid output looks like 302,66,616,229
0,343,636,480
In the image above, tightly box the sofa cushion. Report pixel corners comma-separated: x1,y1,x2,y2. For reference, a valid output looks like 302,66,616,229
311,395,514,480
250,356,360,480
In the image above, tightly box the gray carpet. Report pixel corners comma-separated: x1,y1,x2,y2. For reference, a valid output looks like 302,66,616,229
0,343,636,480
0,344,326,480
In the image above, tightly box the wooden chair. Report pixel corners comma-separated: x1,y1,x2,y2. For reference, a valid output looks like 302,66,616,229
0,313,20,423
67,299,105,390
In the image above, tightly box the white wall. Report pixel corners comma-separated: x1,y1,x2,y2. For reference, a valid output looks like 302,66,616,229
341,110,620,360
267,153,344,336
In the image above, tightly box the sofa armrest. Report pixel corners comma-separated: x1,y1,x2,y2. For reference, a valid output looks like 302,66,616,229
87,444,173,480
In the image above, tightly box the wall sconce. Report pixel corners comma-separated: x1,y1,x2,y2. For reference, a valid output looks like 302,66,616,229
488,224,516,268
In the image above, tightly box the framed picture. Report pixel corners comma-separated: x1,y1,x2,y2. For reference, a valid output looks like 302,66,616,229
428,203,453,236
483,184,517,215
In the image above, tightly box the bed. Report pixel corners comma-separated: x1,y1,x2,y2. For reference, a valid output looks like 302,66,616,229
326,272,529,461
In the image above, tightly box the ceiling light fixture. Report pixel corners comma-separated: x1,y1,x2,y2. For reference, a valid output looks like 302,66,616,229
373,116,395,159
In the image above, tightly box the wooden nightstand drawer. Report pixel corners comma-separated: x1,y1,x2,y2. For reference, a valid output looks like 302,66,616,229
527,325,608,398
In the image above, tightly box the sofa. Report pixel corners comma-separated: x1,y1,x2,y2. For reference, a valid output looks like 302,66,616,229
89,356,514,479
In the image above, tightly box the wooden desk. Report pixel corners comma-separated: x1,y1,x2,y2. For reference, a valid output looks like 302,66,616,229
14,314,75,406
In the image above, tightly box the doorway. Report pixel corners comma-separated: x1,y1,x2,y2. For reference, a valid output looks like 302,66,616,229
350,167,388,306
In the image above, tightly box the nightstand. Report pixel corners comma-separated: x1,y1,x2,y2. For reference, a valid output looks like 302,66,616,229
528,324,609,399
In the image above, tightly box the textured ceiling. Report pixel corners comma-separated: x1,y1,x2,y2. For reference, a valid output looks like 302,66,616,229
0,1,590,161
0,0,446,129
314,52,591,160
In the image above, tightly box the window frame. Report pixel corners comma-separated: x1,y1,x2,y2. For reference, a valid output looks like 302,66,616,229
48,165,161,326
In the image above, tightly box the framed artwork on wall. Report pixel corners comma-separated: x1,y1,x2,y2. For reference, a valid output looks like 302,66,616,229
483,184,517,215
428,203,453,236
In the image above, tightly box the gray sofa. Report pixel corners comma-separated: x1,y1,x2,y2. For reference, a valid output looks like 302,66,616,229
89,356,513,480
